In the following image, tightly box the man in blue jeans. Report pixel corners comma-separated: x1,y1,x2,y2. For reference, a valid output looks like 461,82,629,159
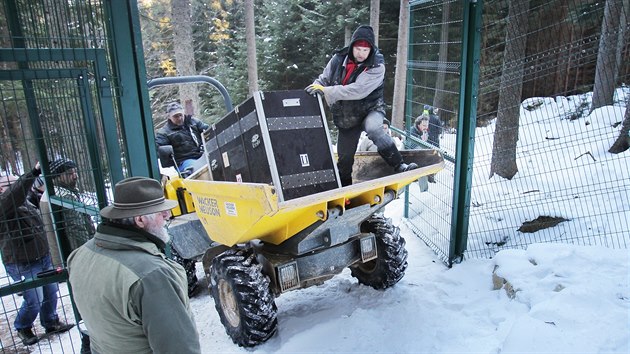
0,162,73,346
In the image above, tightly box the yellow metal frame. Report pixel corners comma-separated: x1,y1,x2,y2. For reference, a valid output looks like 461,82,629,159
163,176,196,216
178,162,444,247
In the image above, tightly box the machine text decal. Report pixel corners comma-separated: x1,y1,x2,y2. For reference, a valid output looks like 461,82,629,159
196,197,221,217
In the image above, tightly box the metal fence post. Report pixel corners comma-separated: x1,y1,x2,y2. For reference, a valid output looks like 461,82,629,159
449,0,483,265
104,0,157,181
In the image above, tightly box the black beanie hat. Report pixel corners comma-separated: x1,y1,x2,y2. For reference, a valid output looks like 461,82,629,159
50,158,77,176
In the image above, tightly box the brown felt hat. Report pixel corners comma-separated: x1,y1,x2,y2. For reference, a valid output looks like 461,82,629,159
100,177,177,219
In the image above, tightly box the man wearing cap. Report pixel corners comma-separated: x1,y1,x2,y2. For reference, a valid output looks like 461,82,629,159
1,163,74,346
49,158,96,258
155,102,209,173
305,25,418,186
67,176,201,353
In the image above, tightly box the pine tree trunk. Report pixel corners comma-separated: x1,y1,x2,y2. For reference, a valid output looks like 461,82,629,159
172,0,199,116
370,0,380,47
0,3,17,172
433,1,451,115
345,26,352,46
590,0,622,113
608,100,630,154
553,0,571,95
489,0,530,180
391,0,408,129
245,0,259,95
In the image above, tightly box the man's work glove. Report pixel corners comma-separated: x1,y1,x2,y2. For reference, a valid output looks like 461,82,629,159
305,83,325,96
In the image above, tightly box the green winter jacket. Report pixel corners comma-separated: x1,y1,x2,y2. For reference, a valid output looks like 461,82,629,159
67,223,200,354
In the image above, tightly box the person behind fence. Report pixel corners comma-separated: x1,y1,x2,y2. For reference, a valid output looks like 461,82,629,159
0,163,74,346
305,25,418,186
67,176,201,354
50,158,96,256
409,115,434,188
357,118,404,152
425,105,443,148
411,115,430,144
155,102,209,174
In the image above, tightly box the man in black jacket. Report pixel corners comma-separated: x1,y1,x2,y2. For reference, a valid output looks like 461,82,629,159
0,163,73,346
155,102,209,174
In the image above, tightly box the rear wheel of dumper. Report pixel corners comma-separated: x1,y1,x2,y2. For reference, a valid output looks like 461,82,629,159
209,249,278,347
350,214,409,289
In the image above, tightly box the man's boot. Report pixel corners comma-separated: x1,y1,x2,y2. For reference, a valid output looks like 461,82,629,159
378,145,418,173
17,328,38,345
44,320,74,335
395,162,419,173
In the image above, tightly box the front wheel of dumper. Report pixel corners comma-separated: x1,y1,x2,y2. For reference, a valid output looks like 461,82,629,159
350,214,409,289
209,249,278,347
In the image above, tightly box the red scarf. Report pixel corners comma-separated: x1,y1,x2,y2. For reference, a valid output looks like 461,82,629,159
342,60,357,85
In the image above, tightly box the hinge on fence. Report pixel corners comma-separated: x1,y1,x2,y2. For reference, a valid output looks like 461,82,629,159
98,75,113,98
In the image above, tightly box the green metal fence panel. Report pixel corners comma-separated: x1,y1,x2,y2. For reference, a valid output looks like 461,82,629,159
104,0,158,180
466,0,630,257
405,0,471,264
404,0,630,264
0,0,155,352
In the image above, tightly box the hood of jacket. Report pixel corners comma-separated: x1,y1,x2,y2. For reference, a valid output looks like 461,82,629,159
350,25,376,49
333,25,381,68
348,25,379,66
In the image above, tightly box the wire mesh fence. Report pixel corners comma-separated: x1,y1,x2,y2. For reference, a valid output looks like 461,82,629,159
403,0,464,264
470,0,630,256
1,0,629,351
0,0,117,351
404,0,630,263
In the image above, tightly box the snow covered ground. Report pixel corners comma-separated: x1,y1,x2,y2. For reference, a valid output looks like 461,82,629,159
2,216,628,353
189,197,629,353
1,89,629,353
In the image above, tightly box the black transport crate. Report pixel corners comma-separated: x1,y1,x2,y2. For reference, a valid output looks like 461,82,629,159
203,90,340,201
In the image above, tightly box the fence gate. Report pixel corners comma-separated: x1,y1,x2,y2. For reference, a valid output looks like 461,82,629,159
402,0,481,265
1,1,155,352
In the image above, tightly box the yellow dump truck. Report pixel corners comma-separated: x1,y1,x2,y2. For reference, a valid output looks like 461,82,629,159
159,89,444,347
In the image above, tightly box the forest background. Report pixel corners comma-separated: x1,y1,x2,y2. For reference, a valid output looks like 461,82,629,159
140,0,405,129
0,0,628,178
138,0,630,144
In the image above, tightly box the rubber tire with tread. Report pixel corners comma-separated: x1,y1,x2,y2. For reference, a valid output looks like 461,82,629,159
350,214,409,289
209,249,278,347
